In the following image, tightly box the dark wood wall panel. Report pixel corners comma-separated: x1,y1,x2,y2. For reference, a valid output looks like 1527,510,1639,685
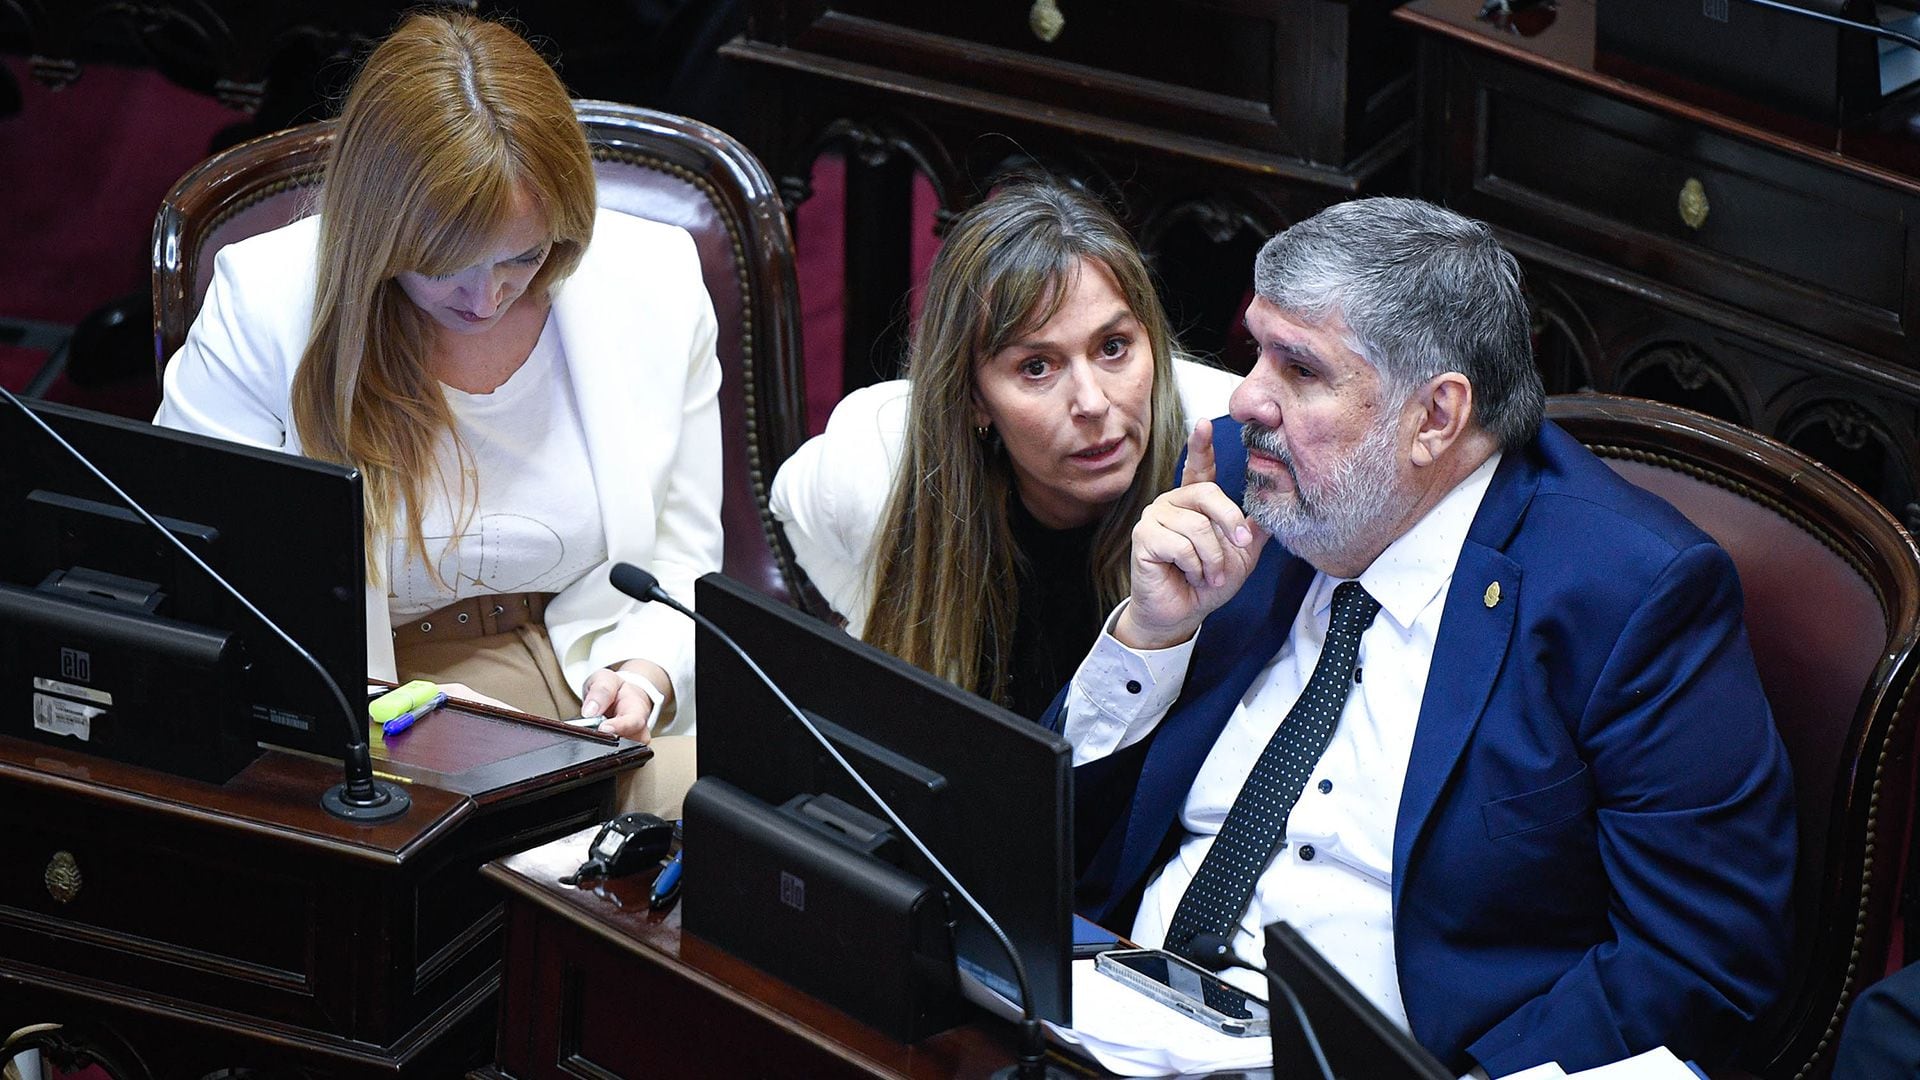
1403,0,1920,533
724,0,1416,389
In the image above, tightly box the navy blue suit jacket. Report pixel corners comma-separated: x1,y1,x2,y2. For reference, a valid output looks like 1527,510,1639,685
1069,419,1796,1077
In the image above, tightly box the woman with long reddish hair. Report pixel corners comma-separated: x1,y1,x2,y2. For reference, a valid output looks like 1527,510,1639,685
157,12,719,806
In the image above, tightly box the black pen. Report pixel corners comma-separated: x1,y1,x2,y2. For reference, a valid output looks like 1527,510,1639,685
650,849,683,910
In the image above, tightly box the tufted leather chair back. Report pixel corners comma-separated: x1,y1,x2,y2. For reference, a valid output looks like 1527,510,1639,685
152,101,810,607
1549,394,1920,1080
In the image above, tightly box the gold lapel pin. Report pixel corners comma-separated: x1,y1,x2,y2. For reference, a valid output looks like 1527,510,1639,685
1483,581,1502,608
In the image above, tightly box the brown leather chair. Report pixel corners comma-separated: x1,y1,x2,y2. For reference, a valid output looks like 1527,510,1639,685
151,100,812,608
1548,394,1920,1080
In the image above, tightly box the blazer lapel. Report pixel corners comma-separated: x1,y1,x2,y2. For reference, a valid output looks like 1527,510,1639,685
1391,543,1519,899
1391,447,1540,903
548,258,634,558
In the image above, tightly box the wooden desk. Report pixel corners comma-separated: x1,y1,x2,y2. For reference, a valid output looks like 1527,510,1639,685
478,828,1313,1080
0,707,646,1078
476,825,1038,1079
1397,0,1920,531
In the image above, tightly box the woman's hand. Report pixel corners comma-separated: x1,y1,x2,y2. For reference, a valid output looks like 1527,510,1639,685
578,659,676,740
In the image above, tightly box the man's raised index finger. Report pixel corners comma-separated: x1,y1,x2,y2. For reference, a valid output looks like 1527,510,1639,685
1181,418,1216,488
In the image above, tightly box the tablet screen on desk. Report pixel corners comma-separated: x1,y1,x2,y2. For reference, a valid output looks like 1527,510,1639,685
375,707,579,777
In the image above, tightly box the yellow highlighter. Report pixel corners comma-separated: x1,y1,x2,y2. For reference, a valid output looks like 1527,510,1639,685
369,680,439,751
370,680,440,725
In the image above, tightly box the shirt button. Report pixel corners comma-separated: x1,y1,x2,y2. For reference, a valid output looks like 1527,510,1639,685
1125,679,1142,694
1299,844,1316,861
1353,666,1363,683
1318,779,1332,794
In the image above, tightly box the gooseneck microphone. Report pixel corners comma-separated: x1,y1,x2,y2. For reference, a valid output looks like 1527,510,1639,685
1183,931,1336,1080
1,386,408,822
1725,0,1920,55
610,562,1066,1080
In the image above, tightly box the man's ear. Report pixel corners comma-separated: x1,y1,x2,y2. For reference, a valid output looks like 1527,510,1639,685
1409,372,1473,468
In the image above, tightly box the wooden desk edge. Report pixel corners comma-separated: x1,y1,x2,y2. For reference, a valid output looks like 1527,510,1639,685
480,853,953,1077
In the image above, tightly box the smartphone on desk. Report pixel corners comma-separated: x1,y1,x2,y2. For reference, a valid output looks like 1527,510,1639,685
1094,947,1271,1038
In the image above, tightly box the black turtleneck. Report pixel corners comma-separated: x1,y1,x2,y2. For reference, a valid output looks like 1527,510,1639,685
1001,493,1104,722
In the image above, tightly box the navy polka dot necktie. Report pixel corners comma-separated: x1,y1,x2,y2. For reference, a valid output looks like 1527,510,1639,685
1164,580,1381,956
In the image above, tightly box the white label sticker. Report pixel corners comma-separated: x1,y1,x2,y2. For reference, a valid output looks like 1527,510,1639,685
33,677,113,707
32,693,102,742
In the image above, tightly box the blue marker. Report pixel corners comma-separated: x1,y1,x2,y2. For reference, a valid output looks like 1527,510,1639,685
650,850,684,911
382,691,448,737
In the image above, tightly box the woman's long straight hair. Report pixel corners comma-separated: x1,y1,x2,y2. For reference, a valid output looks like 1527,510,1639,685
862,182,1187,707
289,11,596,579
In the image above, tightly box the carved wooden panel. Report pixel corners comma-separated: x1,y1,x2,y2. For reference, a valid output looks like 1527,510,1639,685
724,1,1417,391
1403,0,1920,534
1,0,470,119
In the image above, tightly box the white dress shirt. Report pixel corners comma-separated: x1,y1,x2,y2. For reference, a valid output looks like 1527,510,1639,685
1064,452,1502,1028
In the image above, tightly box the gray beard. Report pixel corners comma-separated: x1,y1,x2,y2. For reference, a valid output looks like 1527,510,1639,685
1241,413,1409,571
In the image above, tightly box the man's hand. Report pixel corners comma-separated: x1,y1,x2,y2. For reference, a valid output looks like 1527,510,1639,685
1115,419,1267,651
579,659,675,740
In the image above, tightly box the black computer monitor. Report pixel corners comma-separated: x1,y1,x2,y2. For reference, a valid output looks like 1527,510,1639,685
1264,921,1452,1080
690,572,1074,1030
0,399,366,782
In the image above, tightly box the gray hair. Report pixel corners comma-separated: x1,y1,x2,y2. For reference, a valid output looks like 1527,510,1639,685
1253,196,1544,449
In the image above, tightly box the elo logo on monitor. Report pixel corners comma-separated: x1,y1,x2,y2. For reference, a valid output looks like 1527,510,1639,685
59,647,90,683
779,871,806,912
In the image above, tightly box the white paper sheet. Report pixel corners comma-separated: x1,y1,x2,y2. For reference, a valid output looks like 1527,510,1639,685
1502,1046,1697,1080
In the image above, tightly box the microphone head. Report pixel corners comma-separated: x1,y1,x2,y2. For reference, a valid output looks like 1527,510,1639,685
1181,932,1236,971
610,562,662,603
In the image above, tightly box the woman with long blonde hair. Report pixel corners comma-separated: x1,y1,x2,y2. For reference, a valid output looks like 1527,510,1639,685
774,183,1236,718
157,11,721,774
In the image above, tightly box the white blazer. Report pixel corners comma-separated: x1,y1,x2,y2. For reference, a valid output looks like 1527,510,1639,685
770,358,1242,636
155,209,723,734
